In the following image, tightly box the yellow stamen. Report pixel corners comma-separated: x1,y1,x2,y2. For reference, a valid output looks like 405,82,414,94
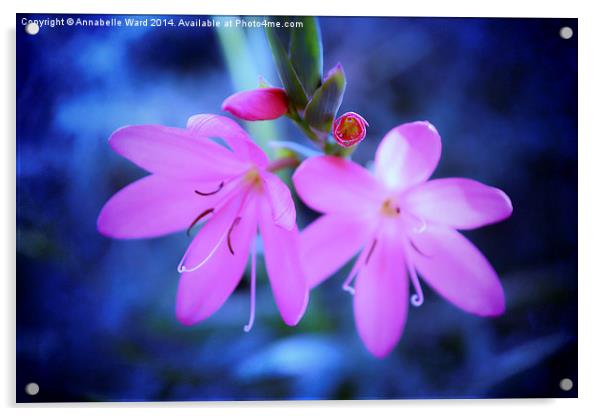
380,198,401,217
339,118,361,138
243,168,263,190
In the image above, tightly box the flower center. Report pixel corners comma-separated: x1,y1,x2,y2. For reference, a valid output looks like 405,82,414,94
243,168,263,190
333,112,368,147
338,117,361,139
339,198,429,307
380,198,401,217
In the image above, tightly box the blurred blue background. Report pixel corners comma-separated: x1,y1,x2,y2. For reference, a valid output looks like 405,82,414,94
16,15,577,401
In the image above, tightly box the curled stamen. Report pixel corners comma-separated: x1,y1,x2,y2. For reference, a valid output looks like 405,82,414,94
342,241,372,295
409,238,431,258
244,235,257,332
227,217,241,255
178,216,240,273
342,259,361,295
195,181,224,196
365,238,378,265
342,281,356,295
186,208,214,236
413,217,427,234
177,227,228,273
178,189,250,274
408,265,424,307
402,210,427,233
408,212,426,233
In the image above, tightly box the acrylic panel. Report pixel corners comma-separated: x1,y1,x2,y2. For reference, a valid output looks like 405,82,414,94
16,14,578,402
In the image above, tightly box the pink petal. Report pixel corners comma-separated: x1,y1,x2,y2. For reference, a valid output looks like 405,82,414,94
222,87,288,121
354,228,408,358
261,171,296,231
293,156,385,215
300,214,375,288
97,175,226,239
175,194,256,325
404,178,513,230
187,114,268,168
410,225,505,316
109,125,246,181
375,121,442,191
258,196,309,326
178,191,244,271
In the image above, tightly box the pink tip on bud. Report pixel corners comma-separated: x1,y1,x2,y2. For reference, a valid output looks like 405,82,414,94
222,87,289,121
332,112,369,148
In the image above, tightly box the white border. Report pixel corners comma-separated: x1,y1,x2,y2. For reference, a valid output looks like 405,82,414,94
3,0,601,415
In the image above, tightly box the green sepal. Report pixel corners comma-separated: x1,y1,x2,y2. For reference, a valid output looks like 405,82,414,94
265,24,308,109
304,63,346,133
290,17,323,96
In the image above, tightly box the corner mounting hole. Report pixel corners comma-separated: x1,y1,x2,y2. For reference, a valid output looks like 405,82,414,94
559,26,573,40
559,378,573,391
25,22,39,36
25,382,39,396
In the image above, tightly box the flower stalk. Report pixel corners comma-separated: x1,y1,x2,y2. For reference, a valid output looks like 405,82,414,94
268,156,300,172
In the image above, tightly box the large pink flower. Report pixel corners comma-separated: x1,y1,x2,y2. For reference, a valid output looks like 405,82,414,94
98,114,308,330
293,121,513,357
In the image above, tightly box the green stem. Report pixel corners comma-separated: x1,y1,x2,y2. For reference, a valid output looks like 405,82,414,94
285,108,353,158
287,110,322,144
216,23,278,158
267,156,300,172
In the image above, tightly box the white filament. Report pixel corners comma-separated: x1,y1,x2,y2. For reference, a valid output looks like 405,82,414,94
177,227,229,273
244,235,258,332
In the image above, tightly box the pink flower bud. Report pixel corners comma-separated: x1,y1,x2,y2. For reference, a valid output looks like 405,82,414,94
332,112,369,147
222,87,289,121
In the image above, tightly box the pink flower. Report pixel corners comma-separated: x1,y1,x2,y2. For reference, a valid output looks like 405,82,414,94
293,121,513,357
333,112,368,147
97,114,308,330
222,87,289,121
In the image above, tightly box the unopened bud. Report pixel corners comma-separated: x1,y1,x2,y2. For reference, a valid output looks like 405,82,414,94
332,112,368,147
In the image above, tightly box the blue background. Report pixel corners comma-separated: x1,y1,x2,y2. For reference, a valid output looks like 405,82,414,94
16,15,577,401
